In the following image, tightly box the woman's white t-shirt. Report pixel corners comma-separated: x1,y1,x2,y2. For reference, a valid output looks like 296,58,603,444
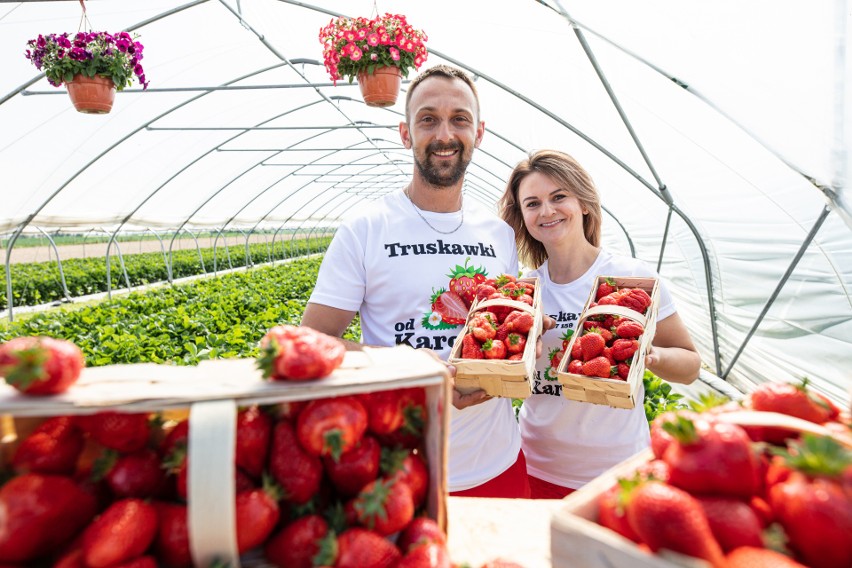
520,248,676,489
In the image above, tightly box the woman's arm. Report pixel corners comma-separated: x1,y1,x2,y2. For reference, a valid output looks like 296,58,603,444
644,312,701,384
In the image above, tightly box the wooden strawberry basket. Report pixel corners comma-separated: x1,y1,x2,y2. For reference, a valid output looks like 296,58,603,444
556,276,660,409
0,346,450,567
448,277,543,399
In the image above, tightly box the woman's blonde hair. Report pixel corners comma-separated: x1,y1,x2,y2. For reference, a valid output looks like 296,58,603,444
499,149,602,269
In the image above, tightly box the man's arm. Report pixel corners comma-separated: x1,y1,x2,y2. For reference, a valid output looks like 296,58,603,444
300,302,363,351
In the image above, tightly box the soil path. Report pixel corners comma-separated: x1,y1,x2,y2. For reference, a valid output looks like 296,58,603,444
3,234,312,265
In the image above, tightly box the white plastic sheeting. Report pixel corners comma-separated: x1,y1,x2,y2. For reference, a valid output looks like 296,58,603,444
1,0,850,404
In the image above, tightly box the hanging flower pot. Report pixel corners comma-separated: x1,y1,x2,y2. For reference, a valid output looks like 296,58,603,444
357,66,402,108
24,31,149,115
319,13,428,107
65,74,115,114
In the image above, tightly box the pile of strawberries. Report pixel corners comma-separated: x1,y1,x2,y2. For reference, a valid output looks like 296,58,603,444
0,386,457,567
458,274,536,361
594,378,851,568
559,278,652,381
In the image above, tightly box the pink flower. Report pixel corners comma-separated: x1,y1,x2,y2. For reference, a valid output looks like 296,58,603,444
367,33,379,46
350,47,363,61
389,47,400,61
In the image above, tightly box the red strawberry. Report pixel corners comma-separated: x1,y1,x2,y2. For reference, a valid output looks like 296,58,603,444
397,517,447,553
94,448,167,499
430,289,468,325
269,420,323,504
481,338,507,360
486,293,513,322
78,411,151,454
0,336,84,395
159,418,188,457
324,434,381,497
549,347,564,370
726,547,807,568
297,396,368,460
236,405,272,479
382,447,429,508
595,277,617,300
12,415,83,475
363,389,412,436
578,332,606,361
474,284,498,303
495,324,510,342
626,481,726,567
0,473,98,563
615,362,630,380
662,416,761,498
505,332,526,354
567,358,583,374
650,410,699,459
570,339,583,360
236,483,281,553
617,288,652,314
257,324,345,381
153,501,192,568
82,498,158,568
397,542,452,568
469,312,497,342
447,258,487,307
581,356,613,378
264,514,331,568
502,310,534,334
597,482,641,543
336,528,401,568
508,353,523,361
696,496,764,552
353,477,415,536
768,435,852,568
461,334,484,359
615,320,644,339
560,329,574,351
750,377,841,424
611,339,639,362
374,389,427,450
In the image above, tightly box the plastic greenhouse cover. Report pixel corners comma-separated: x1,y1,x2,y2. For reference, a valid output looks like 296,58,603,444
0,0,850,406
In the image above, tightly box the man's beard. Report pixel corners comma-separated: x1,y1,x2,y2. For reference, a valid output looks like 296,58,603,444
413,141,472,187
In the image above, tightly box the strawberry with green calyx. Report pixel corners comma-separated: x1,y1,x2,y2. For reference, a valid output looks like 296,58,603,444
661,415,761,498
92,448,167,499
469,312,497,342
235,476,281,553
626,481,727,567
264,514,334,568
353,476,415,536
257,324,345,381
447,257,488,307
581,356,614,378
481,338,507,360
768,434,852,568
650,410,700,459
560,329,574,351
506,332,526,355
0,336,84,395
597,476,644,543
750,377,842,425
423,288,467,329
548,347,564,371
380,446,428,507
595,277,617,300
297,396,368,461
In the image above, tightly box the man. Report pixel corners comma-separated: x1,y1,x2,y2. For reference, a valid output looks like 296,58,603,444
301,65,530,497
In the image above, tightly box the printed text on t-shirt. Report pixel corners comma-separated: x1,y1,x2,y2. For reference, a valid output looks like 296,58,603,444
384,239,496,258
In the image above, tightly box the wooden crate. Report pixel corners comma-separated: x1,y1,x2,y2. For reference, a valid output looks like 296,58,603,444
551,410,852,568
0,346,450,567
556,276,659,409
448,277,542,399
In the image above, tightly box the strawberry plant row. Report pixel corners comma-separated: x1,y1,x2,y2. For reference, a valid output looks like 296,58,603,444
0,257,360,367
1,237,331,310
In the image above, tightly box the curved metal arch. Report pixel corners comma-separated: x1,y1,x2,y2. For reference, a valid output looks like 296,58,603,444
34,227,71,303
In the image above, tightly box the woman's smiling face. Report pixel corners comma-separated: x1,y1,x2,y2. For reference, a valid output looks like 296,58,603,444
518,171,586,246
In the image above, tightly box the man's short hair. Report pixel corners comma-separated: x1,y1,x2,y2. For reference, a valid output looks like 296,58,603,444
405,64,480,122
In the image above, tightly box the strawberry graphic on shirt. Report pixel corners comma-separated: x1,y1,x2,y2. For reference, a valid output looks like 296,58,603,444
422,287,469,330
447,257,488,308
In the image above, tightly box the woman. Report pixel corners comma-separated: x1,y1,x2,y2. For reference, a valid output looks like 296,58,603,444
499,149,701,499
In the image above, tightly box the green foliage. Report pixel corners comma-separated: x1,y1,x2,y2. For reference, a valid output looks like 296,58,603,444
643,370,687,423
0,257,360,367
1,237,331,310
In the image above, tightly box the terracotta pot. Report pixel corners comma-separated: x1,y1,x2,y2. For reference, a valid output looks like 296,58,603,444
65,74,116,114
357,66,402,107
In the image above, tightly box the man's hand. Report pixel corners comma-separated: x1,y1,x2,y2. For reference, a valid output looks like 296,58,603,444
447,364,493,409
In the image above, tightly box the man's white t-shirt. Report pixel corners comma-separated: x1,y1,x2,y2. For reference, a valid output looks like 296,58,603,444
309,190,521,492
520,248,676,489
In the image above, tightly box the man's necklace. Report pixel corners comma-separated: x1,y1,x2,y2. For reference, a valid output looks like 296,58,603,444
404,187,464,235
